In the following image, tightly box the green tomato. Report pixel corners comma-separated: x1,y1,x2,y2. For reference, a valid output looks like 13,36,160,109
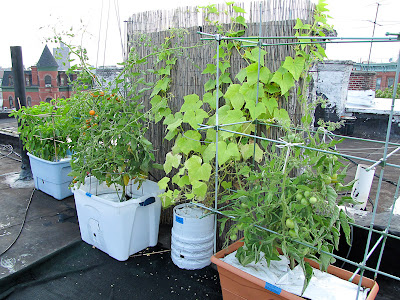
289,229,297,238
303,191,311,198
286,218,295,229
323,177,332,185
331,173,338,183
230,234,237,241
287,133,296,142
309,196,318,205
295,193,303,201
302,247,309,256
241,203,248,209
301,198,309,206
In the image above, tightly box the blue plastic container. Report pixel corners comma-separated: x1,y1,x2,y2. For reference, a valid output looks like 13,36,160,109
28,152,73,200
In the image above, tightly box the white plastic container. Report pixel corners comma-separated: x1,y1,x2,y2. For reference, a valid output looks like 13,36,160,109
171,203,214,270
73,176,162,261
28,152,73,200
351,164,375,210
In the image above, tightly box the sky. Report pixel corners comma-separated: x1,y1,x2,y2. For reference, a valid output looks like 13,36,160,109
1,0,399,69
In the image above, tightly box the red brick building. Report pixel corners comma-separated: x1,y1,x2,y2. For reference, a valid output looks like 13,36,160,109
353,62,399,91
348,71,377,91
1,45,75,108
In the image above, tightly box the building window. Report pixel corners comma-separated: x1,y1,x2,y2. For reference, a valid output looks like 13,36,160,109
60,76,65,86
376,77,382,90
388,77,395,88
8,76,13,86
9,96,13,108
25,76,30,87
46,98,52,103
44,75,52,87
27,96,32,107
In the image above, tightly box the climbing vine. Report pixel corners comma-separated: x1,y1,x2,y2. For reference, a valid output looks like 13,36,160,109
158,1,332,208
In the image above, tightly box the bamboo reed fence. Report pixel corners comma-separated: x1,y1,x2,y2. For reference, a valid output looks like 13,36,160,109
126,0,315,228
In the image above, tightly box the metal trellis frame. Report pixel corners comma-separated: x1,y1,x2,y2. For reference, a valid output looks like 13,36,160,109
194,6,400,299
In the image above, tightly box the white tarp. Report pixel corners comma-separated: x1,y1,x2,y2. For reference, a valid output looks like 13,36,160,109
221,251,370,300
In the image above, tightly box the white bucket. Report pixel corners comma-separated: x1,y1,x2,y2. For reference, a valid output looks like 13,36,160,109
73,176,162,261
351,164,375,210
171,203,214,270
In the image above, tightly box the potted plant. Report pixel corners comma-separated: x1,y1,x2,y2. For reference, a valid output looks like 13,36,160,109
10,99,76,200
49,32,168,261
211,128,379,299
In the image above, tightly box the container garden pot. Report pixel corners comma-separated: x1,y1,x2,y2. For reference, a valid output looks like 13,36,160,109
211,239,379,300
171,203,214,270
73,176,162,261
28,152,73,200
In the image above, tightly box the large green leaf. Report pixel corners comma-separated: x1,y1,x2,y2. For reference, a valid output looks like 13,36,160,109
158,177,170,190
274,108,290,125
217,141,240,165
164,152,181,174
240,82,260,102
202,143,216,163
245,99,266,119
183,108,208,130
202,64,217,75
150,77,171,98
235,68,247,83
263,97,278,116
339,210,351,245
239,142,263,162
176,130,202,154
245,48,267,66
245,63,272,86
220,72,232,84
225,84,244,110
282,56,305,81
192,180,207,198
204,78,216,92
181,94,201,112
203,91,221,110
271,68,295,95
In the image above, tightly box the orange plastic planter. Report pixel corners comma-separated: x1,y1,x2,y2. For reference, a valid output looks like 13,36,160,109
211,240,379,300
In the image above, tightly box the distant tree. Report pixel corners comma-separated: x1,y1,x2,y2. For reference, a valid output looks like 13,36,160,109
376,83,400,99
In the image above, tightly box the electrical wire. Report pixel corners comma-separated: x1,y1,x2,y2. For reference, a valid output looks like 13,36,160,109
0,188,35,257
0,144,22,162
95,0,104,70
102,0,111,68
114,0,125,60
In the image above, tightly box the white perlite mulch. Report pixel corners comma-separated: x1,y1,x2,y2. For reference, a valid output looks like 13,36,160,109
3,173,34,189
221,251,370,300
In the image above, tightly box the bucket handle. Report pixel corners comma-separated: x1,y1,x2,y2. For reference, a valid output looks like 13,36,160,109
140,196,155,207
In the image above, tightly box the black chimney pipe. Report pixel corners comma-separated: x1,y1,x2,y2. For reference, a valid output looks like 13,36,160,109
10,46,32,180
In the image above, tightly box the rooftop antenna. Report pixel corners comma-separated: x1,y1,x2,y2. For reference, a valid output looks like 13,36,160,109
367,2,382,67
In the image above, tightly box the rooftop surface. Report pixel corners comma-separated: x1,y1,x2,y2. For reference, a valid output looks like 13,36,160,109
0,117,400,299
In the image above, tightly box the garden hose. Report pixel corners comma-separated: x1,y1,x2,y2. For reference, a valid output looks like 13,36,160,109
0,188,35,257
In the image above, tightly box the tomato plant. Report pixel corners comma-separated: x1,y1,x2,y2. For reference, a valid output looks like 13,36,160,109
220,128,357,294
67,89,155,201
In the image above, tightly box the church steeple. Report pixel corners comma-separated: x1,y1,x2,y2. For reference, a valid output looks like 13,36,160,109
36,45,59,70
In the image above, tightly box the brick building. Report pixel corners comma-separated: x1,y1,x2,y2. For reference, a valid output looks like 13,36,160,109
348,71,377,91
353,62,399,90
1,45,75,108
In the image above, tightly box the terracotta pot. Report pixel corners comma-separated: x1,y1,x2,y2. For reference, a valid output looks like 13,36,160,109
211,240,379,300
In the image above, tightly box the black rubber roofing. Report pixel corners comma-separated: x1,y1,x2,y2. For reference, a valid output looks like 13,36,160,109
36,45,59,69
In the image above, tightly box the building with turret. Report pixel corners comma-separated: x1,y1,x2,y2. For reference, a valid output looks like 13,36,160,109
1,45,75,108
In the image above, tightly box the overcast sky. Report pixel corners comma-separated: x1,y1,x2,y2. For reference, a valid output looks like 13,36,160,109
1,0,399,69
